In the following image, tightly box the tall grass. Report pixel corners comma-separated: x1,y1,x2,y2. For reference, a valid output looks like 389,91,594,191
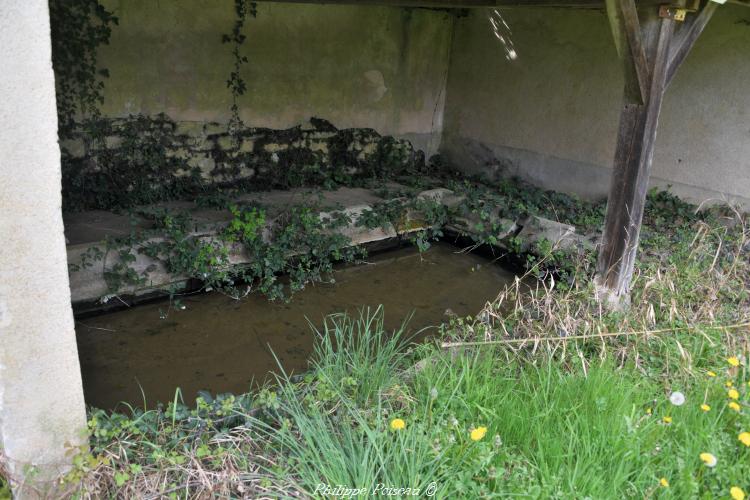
445,196,750,384
252,308,749,498
29,302,749,498
308,306,413,407
252,307,449,496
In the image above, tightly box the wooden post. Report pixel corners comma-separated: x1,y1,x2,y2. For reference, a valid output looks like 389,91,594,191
596,0,716,306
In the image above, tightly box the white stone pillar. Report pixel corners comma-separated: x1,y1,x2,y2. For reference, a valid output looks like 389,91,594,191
0,0,88,496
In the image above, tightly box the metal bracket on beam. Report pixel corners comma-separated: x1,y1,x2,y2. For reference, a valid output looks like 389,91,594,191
659,4,688,20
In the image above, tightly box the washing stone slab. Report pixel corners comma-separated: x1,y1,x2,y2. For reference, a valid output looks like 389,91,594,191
65,186,591,308
65,185,437,306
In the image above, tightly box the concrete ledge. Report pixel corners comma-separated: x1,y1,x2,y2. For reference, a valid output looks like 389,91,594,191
66,186,429,306
65,184,594,309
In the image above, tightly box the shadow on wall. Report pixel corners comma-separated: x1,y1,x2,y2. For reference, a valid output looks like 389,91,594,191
441,135,613,201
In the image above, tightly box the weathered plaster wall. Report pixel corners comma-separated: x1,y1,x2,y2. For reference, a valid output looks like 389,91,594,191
97,0,454,155
441,6,750,205
0,0,88,493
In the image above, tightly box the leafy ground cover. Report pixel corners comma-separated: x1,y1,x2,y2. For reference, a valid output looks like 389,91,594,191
3,183,750,499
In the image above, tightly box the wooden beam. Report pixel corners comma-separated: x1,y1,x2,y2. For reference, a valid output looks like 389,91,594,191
620,0,651,102
606,0,651,104
597,2,724,304
665,2,718,86
259,0,663,8
596,9,676,304
259,0,750,8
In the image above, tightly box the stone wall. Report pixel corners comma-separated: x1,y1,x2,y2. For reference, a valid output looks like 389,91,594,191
441,6,750,206
95,0,454,156
61,115,424,211
59,1,750,209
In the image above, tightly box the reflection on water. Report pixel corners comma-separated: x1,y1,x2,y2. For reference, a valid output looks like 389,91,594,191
76,243,517,410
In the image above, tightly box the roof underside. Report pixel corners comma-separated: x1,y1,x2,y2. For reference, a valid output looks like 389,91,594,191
262,0,749,9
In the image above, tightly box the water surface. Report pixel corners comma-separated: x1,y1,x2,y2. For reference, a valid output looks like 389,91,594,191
76,243,516,409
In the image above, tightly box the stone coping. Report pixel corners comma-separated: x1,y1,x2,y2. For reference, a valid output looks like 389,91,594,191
65,185,591,307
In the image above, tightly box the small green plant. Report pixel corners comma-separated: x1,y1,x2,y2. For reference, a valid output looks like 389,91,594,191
308,306,411,407
0,470,10,499
224,205,265,243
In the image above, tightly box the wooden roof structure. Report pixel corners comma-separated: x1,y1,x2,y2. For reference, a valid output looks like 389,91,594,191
264,0,750,8
266,0,745,306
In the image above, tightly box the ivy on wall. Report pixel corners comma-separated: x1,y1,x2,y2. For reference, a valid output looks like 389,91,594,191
49,0,117,144
69,173,607,306
222,0,258,143
62,114,203,211
50,0,446,306
72,197,368,303
61,113,426,211
49,0,429,214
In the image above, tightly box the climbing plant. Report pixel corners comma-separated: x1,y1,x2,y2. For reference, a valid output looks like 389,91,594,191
72,198,366,304
66,172,610,309
62,114,204,211
222,0,258,143
49,0,118,143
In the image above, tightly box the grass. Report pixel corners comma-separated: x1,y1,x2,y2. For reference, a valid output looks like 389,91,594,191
250,327,750,498
307,306,414,407
2,187,750,498
57,315,748,498
411,350,749,498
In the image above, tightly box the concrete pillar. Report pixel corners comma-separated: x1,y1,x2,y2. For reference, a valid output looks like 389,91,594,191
0,0,88,496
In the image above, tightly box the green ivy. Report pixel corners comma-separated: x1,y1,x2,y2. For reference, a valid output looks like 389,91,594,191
73,199,367,303
49,0,117,143
63,115,202,211
222,0,258,141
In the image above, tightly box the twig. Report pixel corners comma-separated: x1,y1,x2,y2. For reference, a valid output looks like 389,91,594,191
440,322,750,348
75,321,117,332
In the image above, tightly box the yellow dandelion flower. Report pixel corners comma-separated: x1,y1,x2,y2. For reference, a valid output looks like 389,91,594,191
390,418,405,431
659,477,669,488
646,407,652,415
707,371,717,378
699,452,717,467
701,404,711,412
729,402,741,412
729,389,740,400
728,357,741,367
738,432,750,447
727,381,734,387
662,416,672,424
470,426,488,441
731,486,746,500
